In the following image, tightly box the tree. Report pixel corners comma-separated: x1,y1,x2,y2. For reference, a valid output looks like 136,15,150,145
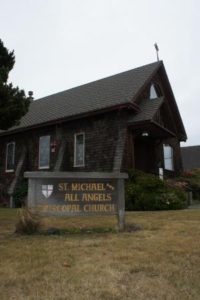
0,39,30,130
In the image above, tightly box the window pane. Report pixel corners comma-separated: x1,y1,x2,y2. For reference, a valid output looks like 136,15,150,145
164,145,171,159
6,143,15,170
150,84,158,99
165,158,173,170
39,136,50,168
163,144,173,170
75,134,84,166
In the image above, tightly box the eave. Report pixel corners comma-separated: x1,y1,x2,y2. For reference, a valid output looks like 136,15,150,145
128,119,176,139
0,102,139,137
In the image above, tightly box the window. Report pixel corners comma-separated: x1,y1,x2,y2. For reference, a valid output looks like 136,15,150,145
163,144,174,171
150,84,158,99
150,83,162,99
39,136,50,169
74,133,85,167
6,142,15,172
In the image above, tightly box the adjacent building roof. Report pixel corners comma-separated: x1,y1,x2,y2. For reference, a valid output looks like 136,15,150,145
181,146,200,170
0,61,161,135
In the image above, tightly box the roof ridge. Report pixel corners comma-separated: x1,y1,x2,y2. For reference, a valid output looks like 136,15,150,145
33,61,162,103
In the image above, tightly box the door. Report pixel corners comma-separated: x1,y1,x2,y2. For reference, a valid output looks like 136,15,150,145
134,138,156,173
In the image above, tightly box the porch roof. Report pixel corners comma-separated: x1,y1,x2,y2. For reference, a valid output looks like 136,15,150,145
128,120,175,139
128,97,164,123
128,97,175,139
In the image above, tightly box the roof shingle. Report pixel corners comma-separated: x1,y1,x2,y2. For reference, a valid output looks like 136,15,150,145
128,97,164,123
1,61,161,135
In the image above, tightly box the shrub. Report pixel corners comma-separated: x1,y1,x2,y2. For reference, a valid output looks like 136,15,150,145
155,188,187,210
15,208,41,234
181,169,200,200
125,170,187,211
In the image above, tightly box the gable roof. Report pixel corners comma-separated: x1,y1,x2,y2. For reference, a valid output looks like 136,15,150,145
0,61,161,136
181,146,200,170
128,97,164,123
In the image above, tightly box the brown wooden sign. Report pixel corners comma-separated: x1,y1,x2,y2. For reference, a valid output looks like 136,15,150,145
35,179,117,215
24,172,128,229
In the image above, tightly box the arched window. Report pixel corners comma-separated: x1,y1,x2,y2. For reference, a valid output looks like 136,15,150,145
149,83,162,99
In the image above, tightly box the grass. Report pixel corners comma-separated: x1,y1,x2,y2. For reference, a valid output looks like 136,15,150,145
1,208,200,299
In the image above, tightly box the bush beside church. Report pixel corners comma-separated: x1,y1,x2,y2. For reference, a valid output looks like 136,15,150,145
125,170,188,211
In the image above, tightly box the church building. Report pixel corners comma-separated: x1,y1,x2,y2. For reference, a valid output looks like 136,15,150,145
0,61,187,206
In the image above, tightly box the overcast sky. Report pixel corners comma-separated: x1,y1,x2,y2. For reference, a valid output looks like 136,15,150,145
0,0,199,146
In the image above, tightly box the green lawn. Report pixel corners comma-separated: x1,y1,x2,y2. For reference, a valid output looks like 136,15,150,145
0,208,200,299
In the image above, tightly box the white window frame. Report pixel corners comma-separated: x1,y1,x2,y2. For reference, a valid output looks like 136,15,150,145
163,144,174,171
74,133,85,167
6,142,15,172
39,135,50,169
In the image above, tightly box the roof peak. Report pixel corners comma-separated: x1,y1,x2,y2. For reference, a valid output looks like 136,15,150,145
34,61,162,103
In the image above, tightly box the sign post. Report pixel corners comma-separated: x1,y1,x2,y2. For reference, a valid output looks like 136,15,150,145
24,172,128,230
